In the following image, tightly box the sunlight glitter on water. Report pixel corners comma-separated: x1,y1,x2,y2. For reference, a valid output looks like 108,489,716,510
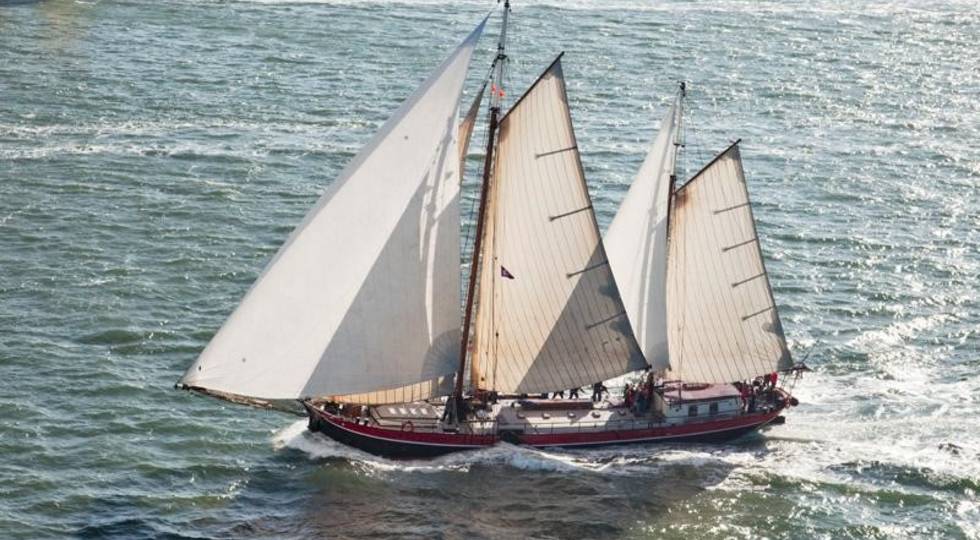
1,0,978,537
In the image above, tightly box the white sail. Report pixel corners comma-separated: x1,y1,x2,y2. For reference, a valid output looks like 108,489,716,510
666,143,792,383
458,83,486,174
179,19,487,401
328,85,489,406
471,58,646,395
326,376,454,406
604,95,681,373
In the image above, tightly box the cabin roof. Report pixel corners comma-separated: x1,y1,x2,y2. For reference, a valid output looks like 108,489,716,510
662,383,741,403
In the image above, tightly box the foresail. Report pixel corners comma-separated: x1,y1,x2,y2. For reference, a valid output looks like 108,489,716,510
458,82,486,175
326,375,454,405
604,96,681,373
179,19,487,401
666,143,792,383
471,57,646,395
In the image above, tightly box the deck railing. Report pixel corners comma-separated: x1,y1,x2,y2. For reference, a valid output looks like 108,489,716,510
331,391,783,436
349,407,767,436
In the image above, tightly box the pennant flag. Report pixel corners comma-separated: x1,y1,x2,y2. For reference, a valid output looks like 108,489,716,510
500,266,515,280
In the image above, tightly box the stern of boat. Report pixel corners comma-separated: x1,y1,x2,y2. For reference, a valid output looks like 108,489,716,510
302,400,497,459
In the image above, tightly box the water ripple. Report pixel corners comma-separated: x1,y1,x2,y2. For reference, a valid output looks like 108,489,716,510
1,0,978,538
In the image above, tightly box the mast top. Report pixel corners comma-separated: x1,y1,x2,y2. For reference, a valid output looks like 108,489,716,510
452,0,512,411
490,0,511,111
671,82,685,181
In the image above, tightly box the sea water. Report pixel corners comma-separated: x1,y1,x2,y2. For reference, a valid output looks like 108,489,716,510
1,0,978,538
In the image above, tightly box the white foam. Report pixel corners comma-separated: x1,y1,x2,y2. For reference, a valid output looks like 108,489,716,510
273,419,764,479
271,420,592,474
271,364,980,526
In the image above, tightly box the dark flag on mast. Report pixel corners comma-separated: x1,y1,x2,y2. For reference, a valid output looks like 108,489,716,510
500,266,515,280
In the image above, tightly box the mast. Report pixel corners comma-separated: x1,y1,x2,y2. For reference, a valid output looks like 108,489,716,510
671,82,685,184
667,83,684,391
453,0,510,410
665,81,686,261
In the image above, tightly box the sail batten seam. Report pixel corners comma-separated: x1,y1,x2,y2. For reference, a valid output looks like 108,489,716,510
731,272,766,288
741,305,775,321
722,237,759,252
535,145,578,159
549,205,592,221
566,260,610,278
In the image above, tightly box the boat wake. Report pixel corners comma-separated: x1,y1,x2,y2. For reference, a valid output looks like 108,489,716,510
271,368,980,539
272,419,761,478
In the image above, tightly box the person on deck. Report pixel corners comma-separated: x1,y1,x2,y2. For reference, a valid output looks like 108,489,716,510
635,391,648,414
636,381,650,413
591,382,607,402
766,371,779,401
551,390,565,399
568,386,580,399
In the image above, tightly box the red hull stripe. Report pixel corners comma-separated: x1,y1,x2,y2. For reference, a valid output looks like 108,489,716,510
312,408,780,449
316,411,497,448
518,413,779,446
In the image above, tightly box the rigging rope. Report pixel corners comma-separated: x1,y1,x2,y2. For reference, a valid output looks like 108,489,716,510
460,67,498,288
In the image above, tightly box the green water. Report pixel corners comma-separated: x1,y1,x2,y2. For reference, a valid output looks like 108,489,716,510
1,0,978,538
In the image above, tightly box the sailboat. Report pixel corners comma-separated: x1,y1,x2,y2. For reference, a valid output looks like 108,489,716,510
177,2,805,459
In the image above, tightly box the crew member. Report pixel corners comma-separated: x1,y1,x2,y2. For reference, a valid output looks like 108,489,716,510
591,382,607,402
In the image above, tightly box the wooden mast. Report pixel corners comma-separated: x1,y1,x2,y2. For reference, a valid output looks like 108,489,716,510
664,82,685,399
665,82,686,249
452,0,510,414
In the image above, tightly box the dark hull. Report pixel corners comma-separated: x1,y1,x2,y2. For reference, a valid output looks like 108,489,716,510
304,401,783,459
304,402,494,459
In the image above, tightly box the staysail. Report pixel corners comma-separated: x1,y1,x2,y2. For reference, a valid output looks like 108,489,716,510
179,19,487,402
471,57,647,395
604,94,682,373
666,142,792,383
457,82,486,175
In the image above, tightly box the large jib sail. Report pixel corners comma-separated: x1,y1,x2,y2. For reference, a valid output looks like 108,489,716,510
471,57,647,395
179,19,487,403
604,94,682,373
666,142,792,383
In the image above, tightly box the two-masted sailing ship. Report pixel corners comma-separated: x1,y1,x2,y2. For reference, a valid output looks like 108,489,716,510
178,3,804,458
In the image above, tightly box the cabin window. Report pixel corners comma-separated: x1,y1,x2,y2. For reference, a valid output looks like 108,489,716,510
688,405,698,417
709,403,719,415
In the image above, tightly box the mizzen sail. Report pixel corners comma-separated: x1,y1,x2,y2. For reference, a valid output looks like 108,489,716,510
471,57,646,395
666,142,792,383
604,95,681,373
179,19,487,401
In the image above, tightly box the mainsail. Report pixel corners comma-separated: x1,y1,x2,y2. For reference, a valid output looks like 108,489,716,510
179,19,487,402
666,142,792,383
604,94,682,373
471,57,647,395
